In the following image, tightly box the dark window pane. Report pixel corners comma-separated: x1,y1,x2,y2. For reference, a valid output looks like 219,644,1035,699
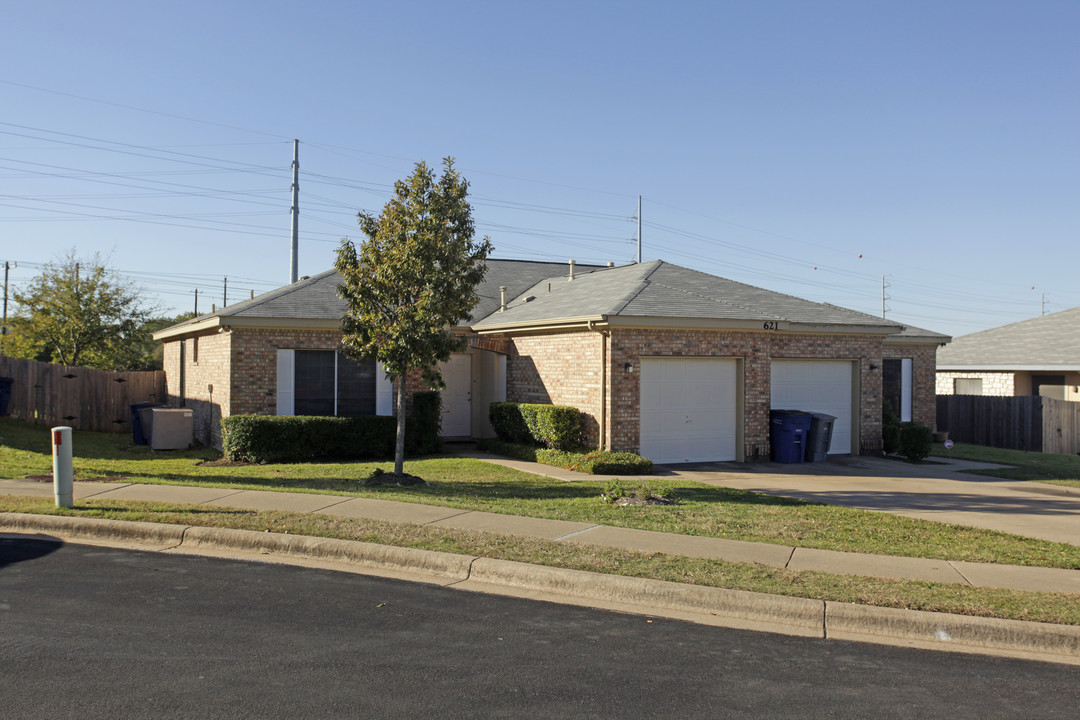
337,354,376,416
294,350,335,416
882,359,902,416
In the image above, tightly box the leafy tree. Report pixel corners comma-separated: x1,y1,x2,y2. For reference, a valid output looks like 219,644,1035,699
8,250,158,370
335,158,493,475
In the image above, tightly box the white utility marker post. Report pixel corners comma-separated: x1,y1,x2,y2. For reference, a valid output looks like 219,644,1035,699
52,426,73,508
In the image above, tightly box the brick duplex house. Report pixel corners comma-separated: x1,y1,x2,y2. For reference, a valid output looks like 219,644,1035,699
154,258,948,462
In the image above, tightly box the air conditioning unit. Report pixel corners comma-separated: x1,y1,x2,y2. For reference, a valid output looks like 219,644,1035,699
149,408,194,450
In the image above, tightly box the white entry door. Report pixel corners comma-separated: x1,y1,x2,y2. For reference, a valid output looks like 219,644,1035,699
439,353,472,437
639,358,738,464
770,359,854,454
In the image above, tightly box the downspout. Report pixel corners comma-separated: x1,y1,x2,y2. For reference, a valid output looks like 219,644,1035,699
587,320,609,451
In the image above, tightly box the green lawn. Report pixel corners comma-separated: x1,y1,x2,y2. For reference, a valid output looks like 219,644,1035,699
934,442,1080,488
2,418,1079,570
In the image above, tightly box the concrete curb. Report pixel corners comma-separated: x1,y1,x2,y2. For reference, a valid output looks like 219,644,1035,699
467,557,825,637
181,525,474,581
0,512,187,547
3,513,1078,665
826,601,1080,660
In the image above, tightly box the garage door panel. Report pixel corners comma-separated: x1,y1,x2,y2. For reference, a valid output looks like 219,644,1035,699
640,358,738,464
771,360,853,455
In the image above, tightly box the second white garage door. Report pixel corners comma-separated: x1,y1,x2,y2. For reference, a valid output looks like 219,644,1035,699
770,359,854,455
639,358,738,464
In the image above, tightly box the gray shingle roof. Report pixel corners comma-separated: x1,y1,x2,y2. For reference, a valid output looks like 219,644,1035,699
155,259,606,337
474,260,909,331
937,306,1080,368
156,257,949,341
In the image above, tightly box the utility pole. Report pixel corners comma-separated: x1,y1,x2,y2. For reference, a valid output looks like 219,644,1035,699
1042,293,1046,316
636,195,642,264
223,277,228,307
290,139,299,284
1,261,13,353
881,275,890,318
194,288,199,316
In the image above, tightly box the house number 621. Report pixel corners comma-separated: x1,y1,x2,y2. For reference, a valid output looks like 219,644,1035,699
763,321,779,330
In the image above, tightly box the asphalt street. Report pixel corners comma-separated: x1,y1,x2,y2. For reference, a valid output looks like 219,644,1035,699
2,536,1078,719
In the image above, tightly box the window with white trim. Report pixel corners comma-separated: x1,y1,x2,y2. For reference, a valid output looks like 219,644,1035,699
276,349,391,417
882,358,913,422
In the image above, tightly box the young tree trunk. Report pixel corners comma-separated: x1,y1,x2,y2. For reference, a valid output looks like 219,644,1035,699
394,377,407,476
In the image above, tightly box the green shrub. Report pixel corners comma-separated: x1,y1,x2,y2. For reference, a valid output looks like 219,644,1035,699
489,402,532,444
222,415,396,463
406,390,443,455
882,399,900,455
899,422,933,462
478,438,652,475
489,402,583,450
536,447,653,475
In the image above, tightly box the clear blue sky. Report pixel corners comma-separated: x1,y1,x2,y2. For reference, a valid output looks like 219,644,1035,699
2,0,1077,337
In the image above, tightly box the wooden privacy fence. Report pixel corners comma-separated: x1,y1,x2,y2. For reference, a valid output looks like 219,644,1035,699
0,355,166,433
936,394,1080,455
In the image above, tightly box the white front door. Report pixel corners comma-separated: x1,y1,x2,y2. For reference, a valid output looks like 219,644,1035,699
770,359,854,454
639,357,739,464
439,353,472,437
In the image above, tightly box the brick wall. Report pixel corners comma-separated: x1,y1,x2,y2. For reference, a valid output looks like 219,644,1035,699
506,331,605,445
884,342,940,429
508,327,888,458
936,371,1015,397
162,332,232,448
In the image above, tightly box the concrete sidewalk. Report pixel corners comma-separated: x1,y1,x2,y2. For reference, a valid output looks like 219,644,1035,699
3,475,1079,595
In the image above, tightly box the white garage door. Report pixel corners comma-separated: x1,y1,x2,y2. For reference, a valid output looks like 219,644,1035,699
770,360,853,455
640,358,738,464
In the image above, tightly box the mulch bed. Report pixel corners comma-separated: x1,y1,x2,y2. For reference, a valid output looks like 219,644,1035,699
362,472,428,487
612,493,676,506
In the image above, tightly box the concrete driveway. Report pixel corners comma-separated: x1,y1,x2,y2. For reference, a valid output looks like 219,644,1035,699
655,455,1080,546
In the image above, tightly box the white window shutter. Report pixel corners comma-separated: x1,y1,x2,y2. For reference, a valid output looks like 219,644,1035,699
900,358,913,423
276,349,295,416
376,361,394,416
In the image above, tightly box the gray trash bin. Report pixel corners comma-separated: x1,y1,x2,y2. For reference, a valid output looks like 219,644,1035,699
805,412,836,462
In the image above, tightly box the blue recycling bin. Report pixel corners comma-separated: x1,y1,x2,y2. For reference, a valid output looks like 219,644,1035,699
0,377,12,416
770,410,813,463
130,401,162,445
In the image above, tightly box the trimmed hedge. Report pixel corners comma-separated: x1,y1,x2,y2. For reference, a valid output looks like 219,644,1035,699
489,402,583,450
222,415,395,463
406,390,443,455
478,438,654,475
899,422,933,462
223,394,443,463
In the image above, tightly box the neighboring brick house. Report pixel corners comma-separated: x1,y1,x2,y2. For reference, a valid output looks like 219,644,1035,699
155,258,949,462
936,306,1080,400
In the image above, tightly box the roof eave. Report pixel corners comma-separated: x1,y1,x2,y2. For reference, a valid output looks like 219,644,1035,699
937,364,1080,372
155,316,343,341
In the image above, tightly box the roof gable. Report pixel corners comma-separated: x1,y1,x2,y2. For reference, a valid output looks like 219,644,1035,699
937,306,1080,368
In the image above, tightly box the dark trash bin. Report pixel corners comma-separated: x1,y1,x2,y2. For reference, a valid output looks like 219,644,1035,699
130,401,162,445
805,412,836,462
770,410,813,463
0,377,12,416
